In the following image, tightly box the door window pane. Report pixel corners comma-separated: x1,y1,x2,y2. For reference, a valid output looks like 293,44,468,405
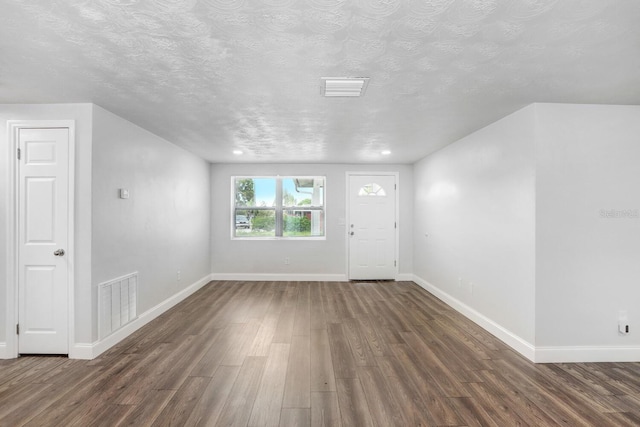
358,182,386,196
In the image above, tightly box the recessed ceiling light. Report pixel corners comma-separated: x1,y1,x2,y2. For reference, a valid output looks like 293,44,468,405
233,149,243,155
321,77,370,97
381,150,391,155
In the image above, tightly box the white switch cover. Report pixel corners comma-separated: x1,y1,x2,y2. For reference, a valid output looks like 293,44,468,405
119,188,130,199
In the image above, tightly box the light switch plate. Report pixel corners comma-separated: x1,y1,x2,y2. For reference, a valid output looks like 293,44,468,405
119,188,130,199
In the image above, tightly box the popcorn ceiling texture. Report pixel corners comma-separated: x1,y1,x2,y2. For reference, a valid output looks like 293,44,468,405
1,0,639,163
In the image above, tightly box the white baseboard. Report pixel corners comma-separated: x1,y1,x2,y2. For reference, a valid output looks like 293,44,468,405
70,343,94,360
0,342,7,359
411,275,640,363
210,273,414,282
411,274,536,362
69,273,213,360
210,273,348,282
535,346,640,363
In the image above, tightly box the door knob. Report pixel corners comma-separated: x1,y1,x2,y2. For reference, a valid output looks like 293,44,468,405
53,249,65,257
350,231,355,236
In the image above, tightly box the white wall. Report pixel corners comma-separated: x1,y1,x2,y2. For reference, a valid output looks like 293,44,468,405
2,103,211,358
210,163,413,280
413,106,537,348
91,106,211,341
535,104,640,356
0,103,94,351
413,102,640,362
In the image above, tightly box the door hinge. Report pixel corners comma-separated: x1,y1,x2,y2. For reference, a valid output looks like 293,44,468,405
394,184,397,190
394,222,397,229
394,260,397,267
17,148,21,160
16,324,19,335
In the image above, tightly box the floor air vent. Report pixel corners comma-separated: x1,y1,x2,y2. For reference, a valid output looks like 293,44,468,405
98,272,138,339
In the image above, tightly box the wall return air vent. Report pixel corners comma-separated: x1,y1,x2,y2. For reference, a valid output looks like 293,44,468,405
321,77,370,97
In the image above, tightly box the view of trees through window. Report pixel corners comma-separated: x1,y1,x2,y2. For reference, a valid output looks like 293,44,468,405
233,177,325,238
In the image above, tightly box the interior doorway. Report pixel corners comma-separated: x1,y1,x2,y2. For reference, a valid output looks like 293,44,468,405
8,122,75,356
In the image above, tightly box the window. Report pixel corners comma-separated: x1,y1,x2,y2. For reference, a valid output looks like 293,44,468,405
358,182,386,196
233,176,325,239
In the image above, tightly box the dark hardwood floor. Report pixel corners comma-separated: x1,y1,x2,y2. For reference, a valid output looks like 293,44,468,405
1,280,640,426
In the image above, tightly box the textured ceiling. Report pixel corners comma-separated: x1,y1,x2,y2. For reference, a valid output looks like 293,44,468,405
1,0,639,164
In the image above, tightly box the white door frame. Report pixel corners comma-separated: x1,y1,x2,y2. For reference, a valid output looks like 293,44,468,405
6,120,76,358
345,171,400,280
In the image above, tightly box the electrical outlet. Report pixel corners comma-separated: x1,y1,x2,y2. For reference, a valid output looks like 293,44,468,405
177,269,181,281
284,257,290,265
458,277,462,287
619,310,629,335
469,281,474,294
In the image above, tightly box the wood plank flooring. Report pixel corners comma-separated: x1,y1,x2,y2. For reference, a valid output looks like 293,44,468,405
1,280,640,426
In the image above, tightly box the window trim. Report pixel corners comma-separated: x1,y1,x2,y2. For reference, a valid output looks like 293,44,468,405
231,175,326,240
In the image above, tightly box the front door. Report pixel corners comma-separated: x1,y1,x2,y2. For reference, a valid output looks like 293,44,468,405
348,174,397,280
18,127,70,354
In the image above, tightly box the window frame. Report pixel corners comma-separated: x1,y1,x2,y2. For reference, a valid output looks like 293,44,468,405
231,175,326,240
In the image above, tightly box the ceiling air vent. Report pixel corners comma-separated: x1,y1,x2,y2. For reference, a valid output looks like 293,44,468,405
321,77,370,97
